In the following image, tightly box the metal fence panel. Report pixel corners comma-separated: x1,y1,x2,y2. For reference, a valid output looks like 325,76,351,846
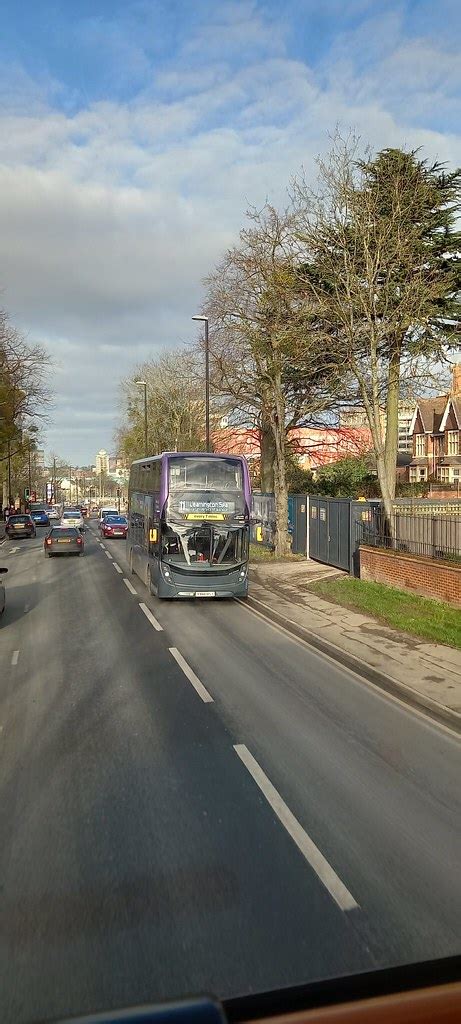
358,514,461,562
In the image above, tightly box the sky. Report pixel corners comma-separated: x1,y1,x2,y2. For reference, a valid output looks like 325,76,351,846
0,0,460,465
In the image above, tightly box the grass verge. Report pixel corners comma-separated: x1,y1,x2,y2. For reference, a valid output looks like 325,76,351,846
306,577,461,649
249,543,305,563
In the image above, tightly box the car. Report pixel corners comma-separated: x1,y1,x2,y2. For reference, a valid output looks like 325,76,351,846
47,506,61,521
61,509,85,530
44,526,84,556
99,507,118,525
101,514,128,538
79,506,88,518
6,514,37,538
0,567,7,614
30,509,50,527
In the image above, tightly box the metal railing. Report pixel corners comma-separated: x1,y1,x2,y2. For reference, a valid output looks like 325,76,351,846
358,513,461,563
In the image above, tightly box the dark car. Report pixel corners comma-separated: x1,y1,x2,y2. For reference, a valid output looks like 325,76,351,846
6,514,36,539
44,526,84,556
30,509,50,527
101,514,128,539
0,567,7,615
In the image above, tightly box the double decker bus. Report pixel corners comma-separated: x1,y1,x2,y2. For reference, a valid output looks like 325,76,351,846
127,452,251,599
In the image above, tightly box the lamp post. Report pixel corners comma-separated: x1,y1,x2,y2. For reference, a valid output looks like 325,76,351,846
135,380,148,456
192,315,210,452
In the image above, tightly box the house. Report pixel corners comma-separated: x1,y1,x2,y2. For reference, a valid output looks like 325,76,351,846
408,365,461,485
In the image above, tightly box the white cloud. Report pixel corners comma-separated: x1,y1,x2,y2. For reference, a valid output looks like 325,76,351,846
0,2,459,462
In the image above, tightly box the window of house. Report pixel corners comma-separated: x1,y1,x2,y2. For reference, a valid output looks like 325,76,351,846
447,430,459,456
415,433,425,457
419,468,427,480
438,467,450,482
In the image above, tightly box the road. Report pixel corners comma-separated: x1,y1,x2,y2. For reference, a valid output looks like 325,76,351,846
0,523,460,1023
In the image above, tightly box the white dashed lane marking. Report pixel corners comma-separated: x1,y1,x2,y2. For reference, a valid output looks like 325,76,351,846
123,578,138,595
112,562,123,574
11,651,19,666
233,744,359,912
139,602,163,631
169,647,214,704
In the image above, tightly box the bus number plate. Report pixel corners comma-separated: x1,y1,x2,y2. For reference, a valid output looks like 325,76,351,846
195,591,215,597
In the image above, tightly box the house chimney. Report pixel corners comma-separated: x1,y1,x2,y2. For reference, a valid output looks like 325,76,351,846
452,363,461,396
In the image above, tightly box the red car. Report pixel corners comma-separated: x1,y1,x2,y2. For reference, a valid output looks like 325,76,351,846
101,515,128,538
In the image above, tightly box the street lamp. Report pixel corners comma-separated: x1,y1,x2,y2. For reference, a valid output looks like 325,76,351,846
192,315,210,452
135,380,148,456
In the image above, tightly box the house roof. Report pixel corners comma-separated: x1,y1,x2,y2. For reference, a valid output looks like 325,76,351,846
440,396,461,431
411,395,449,434
439,455,461,466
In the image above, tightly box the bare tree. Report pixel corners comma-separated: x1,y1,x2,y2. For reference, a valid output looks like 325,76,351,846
204,204,343,556
295,136,461,525
116,349,207,464
0,310,52,503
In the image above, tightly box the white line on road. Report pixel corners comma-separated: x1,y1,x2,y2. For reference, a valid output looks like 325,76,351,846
168,647,214,703
123,578,138,595
233,744,359,912
112,561,123,574
10,546,19,554
11,650,19,666
105,550,112,559
139,602,163,631
100,543,106,550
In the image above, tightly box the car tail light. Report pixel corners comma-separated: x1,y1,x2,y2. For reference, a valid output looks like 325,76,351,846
77,537,83,545
45,538,52,546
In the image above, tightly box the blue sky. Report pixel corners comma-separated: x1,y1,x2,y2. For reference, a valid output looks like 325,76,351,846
0,0,460,462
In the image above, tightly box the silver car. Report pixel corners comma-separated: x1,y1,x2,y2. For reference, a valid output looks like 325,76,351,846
0,567,8,615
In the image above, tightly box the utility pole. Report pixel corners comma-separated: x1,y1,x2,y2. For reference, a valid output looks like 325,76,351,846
135,380,148,456
7,439,12,507
192,315,210,451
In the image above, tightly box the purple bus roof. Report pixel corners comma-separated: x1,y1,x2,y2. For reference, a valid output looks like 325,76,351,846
131,451,251,508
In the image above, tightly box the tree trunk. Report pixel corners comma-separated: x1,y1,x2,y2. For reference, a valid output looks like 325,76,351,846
384,342,401,501
260,411,275,492
375,450,395,540
270,382,290,558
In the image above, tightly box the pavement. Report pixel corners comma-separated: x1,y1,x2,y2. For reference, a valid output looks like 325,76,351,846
0,525,460,1023
249,560,461,721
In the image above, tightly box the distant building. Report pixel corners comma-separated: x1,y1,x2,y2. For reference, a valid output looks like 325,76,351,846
340,401,415,453
95,449,109,476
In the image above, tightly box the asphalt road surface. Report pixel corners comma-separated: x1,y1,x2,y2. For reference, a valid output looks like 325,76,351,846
0,523,460,1023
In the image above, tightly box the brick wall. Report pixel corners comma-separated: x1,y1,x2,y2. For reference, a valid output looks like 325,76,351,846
359,546,461,607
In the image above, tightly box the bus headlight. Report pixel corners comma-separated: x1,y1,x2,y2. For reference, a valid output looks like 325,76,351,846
239,569,247,579
163,568,171,579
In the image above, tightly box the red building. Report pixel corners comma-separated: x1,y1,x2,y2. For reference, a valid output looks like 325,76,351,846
212,424,372,476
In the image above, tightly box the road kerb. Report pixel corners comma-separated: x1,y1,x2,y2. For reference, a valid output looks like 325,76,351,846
239,594,461,737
